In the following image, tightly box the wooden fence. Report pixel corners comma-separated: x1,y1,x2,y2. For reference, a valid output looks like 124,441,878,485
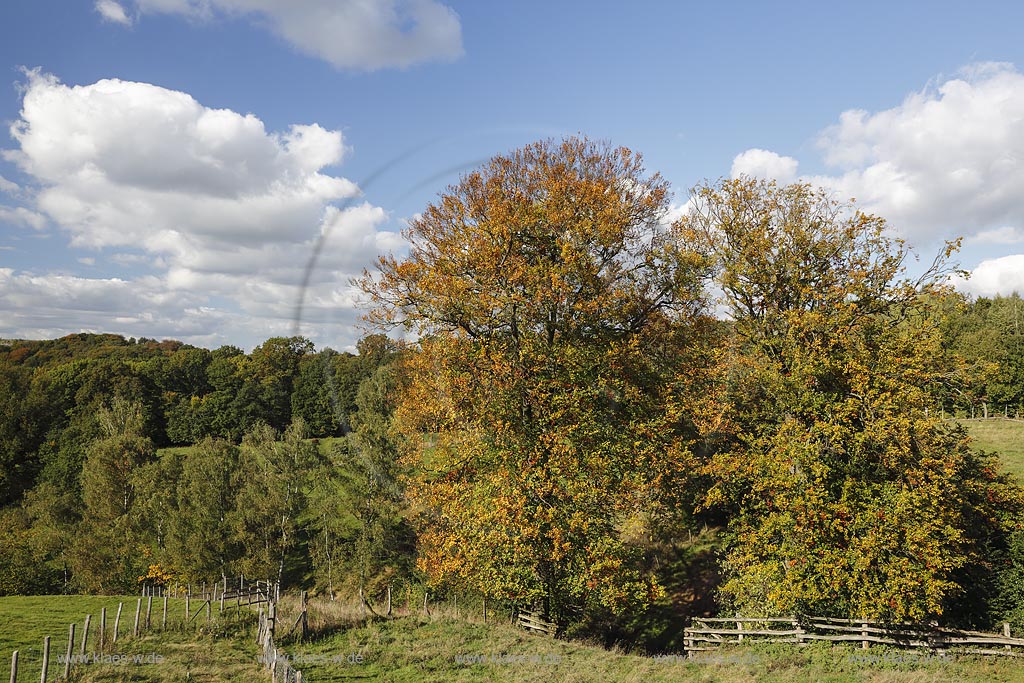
257,601,304,683
517,609,557,636
685,616,1024,657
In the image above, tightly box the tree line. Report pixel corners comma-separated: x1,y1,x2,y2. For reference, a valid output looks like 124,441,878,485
0,332,410,599
3,136,1024,651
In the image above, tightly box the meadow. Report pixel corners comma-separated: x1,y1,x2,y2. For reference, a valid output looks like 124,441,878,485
961,418,1024,481
6,594,1024,682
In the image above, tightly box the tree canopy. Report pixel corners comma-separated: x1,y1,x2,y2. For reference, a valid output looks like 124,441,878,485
682,178,1023,622
362,136,716,621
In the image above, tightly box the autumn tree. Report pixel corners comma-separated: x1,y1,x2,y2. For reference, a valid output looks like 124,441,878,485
681,178,1023,623
361,136,714,623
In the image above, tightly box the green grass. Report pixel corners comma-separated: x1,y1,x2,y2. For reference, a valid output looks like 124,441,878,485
155,444,195,458
9,595,1024,682
157,435,350,460
961,418,1024,481
0,595,266,682
265,597,1024,683
315,436,348,457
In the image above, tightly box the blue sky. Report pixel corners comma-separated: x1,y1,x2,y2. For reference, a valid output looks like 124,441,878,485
2,1,1024,351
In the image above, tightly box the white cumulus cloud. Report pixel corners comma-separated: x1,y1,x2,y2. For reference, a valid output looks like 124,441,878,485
730,62,1024,299
119,0,463,70
814,62,1024,244
730,148,799,184
1,72,406,349
6,72,358,253
951,255,1024,298
731,62,1024,246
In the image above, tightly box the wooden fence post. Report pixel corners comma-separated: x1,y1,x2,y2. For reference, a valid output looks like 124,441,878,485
483,596,487,625
423,592,429,616
861,620,869,649
386,585,392,617
9,650,17,683
113,602,123,643
1005,622,1012,652
146,595,153,631
162,595,168,630
133,598,142,637
80,614,91,655
300,591,308,641
185,594,190,624
99,607,106,653
63,624,75,678
40,636,49,683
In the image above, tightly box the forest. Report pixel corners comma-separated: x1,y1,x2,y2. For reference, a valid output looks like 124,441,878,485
3,138,1024,651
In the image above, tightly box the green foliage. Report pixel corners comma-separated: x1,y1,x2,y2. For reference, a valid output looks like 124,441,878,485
71,398,156,592
684,178,1024,623
993,528,1024,630
941,293,1024,412
291,349,345,436
231,419,321,584
0,507,62,595
339,364,416,593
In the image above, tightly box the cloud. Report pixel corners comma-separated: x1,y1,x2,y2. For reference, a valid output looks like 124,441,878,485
0,205,47,231
7,72,358,253
0,269,197,331
815,62,1024,244
952,254,1024,297
731,62,1024,249
966,226,1024,245
2,72,406,350
95,0,133,25
0,175,18,195
121,0,463,70
730,148,799,184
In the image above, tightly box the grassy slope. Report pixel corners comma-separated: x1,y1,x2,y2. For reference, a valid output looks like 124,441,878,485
264,597,1024,683
961,418,1024,481
157,435,347,460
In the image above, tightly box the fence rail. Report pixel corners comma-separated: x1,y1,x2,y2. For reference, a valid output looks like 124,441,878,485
517,609,557,636
685,616,1024,656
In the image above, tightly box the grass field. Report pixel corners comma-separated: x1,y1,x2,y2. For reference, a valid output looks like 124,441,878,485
7,595,1024,682
961,418,1024,481
265,596,1024,683
0,595,263,682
